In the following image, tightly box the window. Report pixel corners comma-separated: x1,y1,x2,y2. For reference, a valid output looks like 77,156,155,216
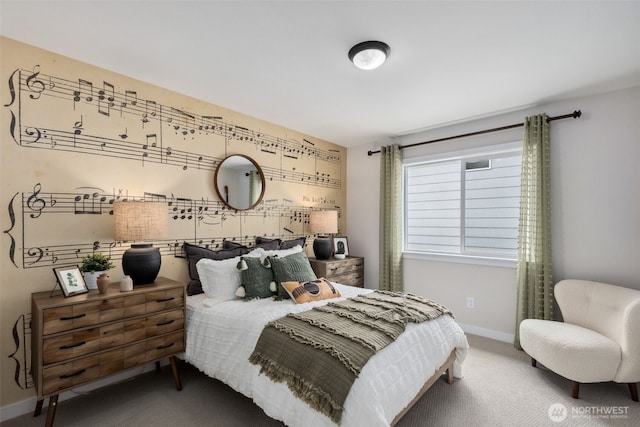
404,143,522,261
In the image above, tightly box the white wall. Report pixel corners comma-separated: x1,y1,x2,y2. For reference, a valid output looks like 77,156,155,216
347,86,640,341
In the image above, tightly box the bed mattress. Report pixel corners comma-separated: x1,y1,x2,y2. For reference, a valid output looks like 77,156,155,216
184,284,468,427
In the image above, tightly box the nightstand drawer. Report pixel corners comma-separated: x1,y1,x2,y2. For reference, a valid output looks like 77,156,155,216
332,272,364,288
310,256,365,288
325,259,364,275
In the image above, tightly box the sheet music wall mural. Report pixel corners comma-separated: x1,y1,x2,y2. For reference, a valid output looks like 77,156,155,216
0,37,347,406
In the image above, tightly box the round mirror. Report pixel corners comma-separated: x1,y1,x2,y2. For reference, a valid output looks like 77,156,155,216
214,154,265,210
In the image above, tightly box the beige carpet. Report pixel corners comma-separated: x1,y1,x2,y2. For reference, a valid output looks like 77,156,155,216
2,334,638,427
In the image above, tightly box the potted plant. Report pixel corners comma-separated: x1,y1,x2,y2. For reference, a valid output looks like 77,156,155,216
334,247,346,260
79,253,114,290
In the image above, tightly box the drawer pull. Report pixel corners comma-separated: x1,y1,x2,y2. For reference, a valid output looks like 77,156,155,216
156,297,175,303
59,341,86,350
329,268,338,272
60,369,86,379
157,320,175,326
156,342,175,350
59,313,86,321
355,263,363,267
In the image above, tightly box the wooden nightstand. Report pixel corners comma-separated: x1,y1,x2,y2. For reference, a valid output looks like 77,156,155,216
31,277,185,427
309,256,365,288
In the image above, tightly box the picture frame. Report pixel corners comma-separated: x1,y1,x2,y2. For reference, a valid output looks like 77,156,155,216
53,265,89,297
332,236,349,256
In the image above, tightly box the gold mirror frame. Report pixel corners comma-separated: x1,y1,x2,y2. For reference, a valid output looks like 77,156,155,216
214,154,266,211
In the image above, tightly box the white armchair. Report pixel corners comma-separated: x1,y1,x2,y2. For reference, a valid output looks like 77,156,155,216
519,279,640,400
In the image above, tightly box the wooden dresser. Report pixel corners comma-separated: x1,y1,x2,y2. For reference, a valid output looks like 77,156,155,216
309,256,365,288
31,277,185,427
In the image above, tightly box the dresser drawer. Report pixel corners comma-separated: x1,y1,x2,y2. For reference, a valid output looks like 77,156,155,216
41,309,184,364
41,341,147,395
43,327,104,365
42,298,125,335
145,330,184,361
145,288,184,313
144,310,184,338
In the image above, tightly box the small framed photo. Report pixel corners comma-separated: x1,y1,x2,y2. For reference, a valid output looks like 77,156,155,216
53,265,88,297
332,236,349,256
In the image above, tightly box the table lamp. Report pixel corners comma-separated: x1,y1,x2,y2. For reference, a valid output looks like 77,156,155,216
114,201,168,286
308,210,338,260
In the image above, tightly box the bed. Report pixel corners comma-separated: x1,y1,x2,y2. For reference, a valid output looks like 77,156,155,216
183,282,468,426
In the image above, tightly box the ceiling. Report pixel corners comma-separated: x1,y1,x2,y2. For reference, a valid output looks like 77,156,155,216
2,1,640,148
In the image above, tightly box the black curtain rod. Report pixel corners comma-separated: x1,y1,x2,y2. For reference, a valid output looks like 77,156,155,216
367,110,582,156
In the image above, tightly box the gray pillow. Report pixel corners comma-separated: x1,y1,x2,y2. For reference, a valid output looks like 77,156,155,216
255,237,282,250
183,241,248,295
280,237,306,249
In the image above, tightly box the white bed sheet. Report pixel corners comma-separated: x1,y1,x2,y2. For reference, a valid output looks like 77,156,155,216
184,284,468,427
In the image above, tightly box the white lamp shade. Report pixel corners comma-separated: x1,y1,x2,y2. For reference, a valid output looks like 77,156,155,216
114,201,168,241
308,210,338,234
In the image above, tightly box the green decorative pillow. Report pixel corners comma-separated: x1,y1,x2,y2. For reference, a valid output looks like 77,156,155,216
281,277,341,304
240,257,275,300
269,251,317,299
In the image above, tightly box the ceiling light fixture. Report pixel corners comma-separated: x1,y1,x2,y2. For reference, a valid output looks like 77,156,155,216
348,41,390,70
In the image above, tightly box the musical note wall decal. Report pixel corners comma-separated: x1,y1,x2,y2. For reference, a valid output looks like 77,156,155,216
16,183,342,269
2,40,346,400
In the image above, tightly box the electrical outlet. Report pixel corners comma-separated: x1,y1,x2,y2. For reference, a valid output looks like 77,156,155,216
467,297,475,309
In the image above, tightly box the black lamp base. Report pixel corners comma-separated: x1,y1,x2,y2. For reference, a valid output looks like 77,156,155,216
313,236,332,260
122,244,161,286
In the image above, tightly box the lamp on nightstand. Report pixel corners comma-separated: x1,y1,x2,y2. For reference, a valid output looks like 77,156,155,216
309,210,338,260
114,201,168,286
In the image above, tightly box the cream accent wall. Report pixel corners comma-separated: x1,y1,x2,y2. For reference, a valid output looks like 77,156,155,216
347,86,640,342
0,37,346,410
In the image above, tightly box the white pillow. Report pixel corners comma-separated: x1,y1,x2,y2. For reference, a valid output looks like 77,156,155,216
196,249,262,300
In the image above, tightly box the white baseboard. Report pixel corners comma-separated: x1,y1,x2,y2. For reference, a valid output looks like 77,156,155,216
457,322,515,343
0,361,166,423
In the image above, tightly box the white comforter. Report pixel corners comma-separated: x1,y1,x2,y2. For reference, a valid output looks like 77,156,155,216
184,284,468,427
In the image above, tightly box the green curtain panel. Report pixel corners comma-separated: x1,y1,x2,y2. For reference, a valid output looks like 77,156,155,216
379,144,403,292
514,114,554,350
248,170,260,207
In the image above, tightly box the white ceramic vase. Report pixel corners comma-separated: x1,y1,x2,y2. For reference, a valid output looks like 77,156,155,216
83,271,105,290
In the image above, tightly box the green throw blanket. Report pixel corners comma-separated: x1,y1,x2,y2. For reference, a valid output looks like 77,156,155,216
248,291,454,424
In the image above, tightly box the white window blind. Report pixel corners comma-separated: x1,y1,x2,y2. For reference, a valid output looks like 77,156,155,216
405,144,522,259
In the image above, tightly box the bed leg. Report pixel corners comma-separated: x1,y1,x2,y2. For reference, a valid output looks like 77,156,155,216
445,367,453,384
531,357,537,368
